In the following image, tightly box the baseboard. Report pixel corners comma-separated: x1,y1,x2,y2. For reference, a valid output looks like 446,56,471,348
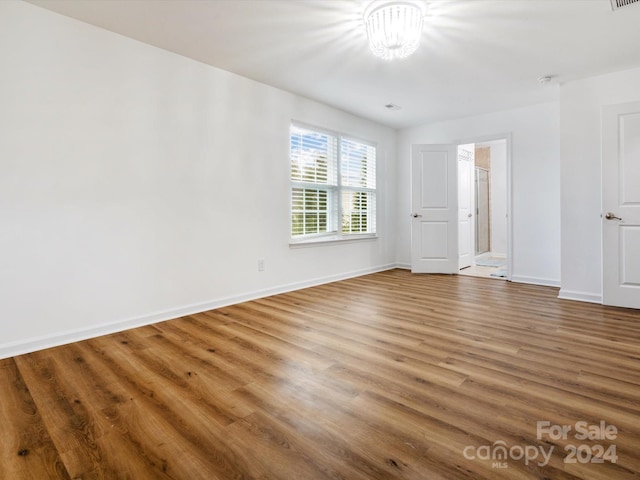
557,289,602,304
391,269,600,306
510,275,561,288
0,263,398,360
388,266,561,290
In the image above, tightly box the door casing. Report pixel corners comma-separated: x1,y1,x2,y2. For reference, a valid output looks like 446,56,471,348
458,145,475,269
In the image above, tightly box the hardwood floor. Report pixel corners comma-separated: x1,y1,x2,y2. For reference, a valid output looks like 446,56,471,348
1,269,640,479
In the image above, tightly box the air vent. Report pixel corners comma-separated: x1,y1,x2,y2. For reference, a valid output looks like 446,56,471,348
610,0,640,10
385,103,401,111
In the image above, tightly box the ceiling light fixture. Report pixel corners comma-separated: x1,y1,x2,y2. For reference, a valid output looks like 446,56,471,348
364,1,428,61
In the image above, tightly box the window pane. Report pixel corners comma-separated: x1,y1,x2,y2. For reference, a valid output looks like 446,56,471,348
342,190,376,234
291,187,334,236
341,139,376,188
291,125,337,185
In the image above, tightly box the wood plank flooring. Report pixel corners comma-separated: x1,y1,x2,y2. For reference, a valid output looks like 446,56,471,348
1,269,640,479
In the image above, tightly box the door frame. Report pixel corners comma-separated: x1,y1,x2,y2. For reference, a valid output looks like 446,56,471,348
458,144,475,270
454,133,513,281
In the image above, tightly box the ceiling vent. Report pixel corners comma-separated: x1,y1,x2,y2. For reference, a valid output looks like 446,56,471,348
610,0,640,10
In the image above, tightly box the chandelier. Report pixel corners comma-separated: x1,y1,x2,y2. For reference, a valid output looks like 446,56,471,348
364,1,427,61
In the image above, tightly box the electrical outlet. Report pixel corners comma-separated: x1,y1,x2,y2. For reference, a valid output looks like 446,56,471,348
258,259,265,272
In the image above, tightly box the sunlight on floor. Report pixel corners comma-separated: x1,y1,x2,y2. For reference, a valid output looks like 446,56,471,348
459,255,507,280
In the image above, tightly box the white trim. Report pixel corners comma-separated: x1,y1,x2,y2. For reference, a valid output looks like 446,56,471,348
511,275,561,288
398,265,560,288
3,263,579,359
0,264,397,360
290,234,378,247
291,119,340,139
558,289,603,304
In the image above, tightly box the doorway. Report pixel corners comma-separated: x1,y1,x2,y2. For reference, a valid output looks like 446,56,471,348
458,139,509,280
410,136,511,279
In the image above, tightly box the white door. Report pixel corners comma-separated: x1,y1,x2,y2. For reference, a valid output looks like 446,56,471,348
458,145,475,269
602,102,640,309
411,144,458,273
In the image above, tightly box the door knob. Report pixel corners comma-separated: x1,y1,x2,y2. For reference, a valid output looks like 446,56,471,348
412,213,422,218
468,213,472,218
605,212,622,221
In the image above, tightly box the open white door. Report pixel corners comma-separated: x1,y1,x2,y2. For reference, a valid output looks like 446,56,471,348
458,145,475,270
602,102,640,309
411,144,458,273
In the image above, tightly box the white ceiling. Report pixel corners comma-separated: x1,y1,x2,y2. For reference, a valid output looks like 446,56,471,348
27,0,640,129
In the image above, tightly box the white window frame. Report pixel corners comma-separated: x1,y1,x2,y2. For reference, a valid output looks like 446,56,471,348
289,122,378,246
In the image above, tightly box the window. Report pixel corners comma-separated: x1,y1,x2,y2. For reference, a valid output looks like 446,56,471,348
290,123,376,242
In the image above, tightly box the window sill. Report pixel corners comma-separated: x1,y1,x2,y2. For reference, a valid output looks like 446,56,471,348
289,234,378,248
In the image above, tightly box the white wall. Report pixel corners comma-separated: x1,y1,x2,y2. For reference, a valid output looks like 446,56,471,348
559,66,640,303
396,102,561,286
0,1,397,358
485,140,508,257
